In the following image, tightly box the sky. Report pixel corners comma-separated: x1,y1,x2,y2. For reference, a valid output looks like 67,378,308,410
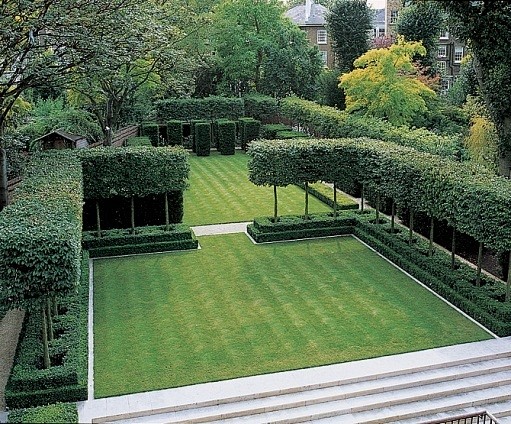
367,0,385,9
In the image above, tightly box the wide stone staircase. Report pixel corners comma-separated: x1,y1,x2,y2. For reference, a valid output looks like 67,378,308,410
81,337,511,424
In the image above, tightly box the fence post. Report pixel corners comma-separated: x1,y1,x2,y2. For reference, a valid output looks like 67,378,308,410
0,148,8,212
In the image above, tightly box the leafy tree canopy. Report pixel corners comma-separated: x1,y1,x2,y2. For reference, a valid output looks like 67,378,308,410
339,37,436,126
326,0,373,72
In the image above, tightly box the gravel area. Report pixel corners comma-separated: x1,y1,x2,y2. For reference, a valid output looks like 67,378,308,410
0,309,24,411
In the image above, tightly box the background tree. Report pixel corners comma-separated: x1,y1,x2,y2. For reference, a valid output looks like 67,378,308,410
441,1,511,176
339,37,436,126
395,0,444,74
326,0,373,73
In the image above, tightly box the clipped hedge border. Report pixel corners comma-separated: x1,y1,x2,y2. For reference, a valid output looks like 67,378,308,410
217,120,236,155
83,225,198,258
295,183,359,211
5,252,89,409
195,122,211,156
248,211,511,336
7,402,78,423
156,96,245,122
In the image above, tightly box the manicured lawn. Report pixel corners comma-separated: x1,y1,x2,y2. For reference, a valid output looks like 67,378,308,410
93,234,491,398
183,151,332,225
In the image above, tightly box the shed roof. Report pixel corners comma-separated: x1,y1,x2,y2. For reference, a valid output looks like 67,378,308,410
34,129,86,143
285,2,328,26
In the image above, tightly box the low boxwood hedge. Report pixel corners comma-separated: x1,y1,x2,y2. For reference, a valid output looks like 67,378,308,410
5,252,89,409
7,402,78,423
83,224,198,258
248,211,511,336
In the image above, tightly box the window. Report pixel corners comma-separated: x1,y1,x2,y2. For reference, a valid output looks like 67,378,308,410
439,29,449,39
320,50,328,67
438,45,447,58
440,78,451,94
390,10,399,24
437,61,447,73
454,46,463,63
378,28,385,37
317,30,327,45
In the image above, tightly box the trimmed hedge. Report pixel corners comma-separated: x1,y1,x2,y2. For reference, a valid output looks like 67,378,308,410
5,252,89,409
261,124,292,140
83,224,198,258
166,120,183,146
195,122,211,156
156,96,244,122
239,117,261,149
79,146,189,199
217,120,236,155
247,210,511,336
276,130,310,139
297,182,359,211
140,123,160,146
126,136,151,147
280,97,465,159
0,151,83,311
7,402,78,423
243,94,279,121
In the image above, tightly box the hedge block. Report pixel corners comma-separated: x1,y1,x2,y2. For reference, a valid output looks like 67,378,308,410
195,122,211,156
217,120,236,155
166,120,183,146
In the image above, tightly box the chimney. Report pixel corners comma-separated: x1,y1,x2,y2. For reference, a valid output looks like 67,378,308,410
305,0,313,22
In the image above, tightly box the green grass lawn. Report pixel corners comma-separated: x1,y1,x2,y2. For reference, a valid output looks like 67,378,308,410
93,234,491,398
183,151,332,225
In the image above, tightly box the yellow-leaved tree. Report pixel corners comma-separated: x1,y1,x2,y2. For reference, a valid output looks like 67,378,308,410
339,36,436,126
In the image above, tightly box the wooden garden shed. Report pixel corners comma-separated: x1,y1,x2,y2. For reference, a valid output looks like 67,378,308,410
36,129,89,150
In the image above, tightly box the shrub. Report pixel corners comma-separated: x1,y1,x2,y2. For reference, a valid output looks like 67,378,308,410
166,120,183,146
217,120,236,155
5,252,89,409
195,122,211,156
260,124,292,140
243,94,279,122
239,118,261,149
7,402,78,423
126,136,151,147
140,123,160,146
275,130,309,139
155,97,244,122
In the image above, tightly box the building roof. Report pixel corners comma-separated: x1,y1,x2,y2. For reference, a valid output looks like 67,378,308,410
34,129,86,143
285,1,328,26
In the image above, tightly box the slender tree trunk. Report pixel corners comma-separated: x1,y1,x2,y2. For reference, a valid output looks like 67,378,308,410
304,182,310,219
96,200,101,238
476,241,483,287
42,308,50,369
375,192,380,224
0,148,8,212
507,251,511,302
52,297,58,317
131,196,135,234
408,209,414,246
429,217,435,257
46,298,53,342
273,185,278,223
451,226,457,270
391,200,395,232
360,184,365,212
333,182,337,219
164,192,170,231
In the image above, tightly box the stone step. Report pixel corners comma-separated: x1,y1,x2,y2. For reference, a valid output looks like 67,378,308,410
112,364,511,423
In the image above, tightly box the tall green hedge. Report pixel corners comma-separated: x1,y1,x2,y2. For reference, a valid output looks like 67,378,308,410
239,118,261,149
79,146,189,199
0,151,83,311
166,120,183,146
247,138,511,253
280,97,465,160
156,96,244,122
140,123,160,146
195,122,211,156
243,94,279,121
217,120,236,155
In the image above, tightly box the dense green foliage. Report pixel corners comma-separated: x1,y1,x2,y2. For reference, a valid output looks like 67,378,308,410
195,122,212,156
126,136,152,147
279,97,465,159
79,146,189,199
83,225,198,258
156,97,244,122
0,152,83,311
216,120,236,155
7,402,78,423
243,94,279,121
140,123,160,146
5,252,89,408
326,0,373,72
396,1,444,72
166,121,184,146
238,118,261,149
247,138,511,253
